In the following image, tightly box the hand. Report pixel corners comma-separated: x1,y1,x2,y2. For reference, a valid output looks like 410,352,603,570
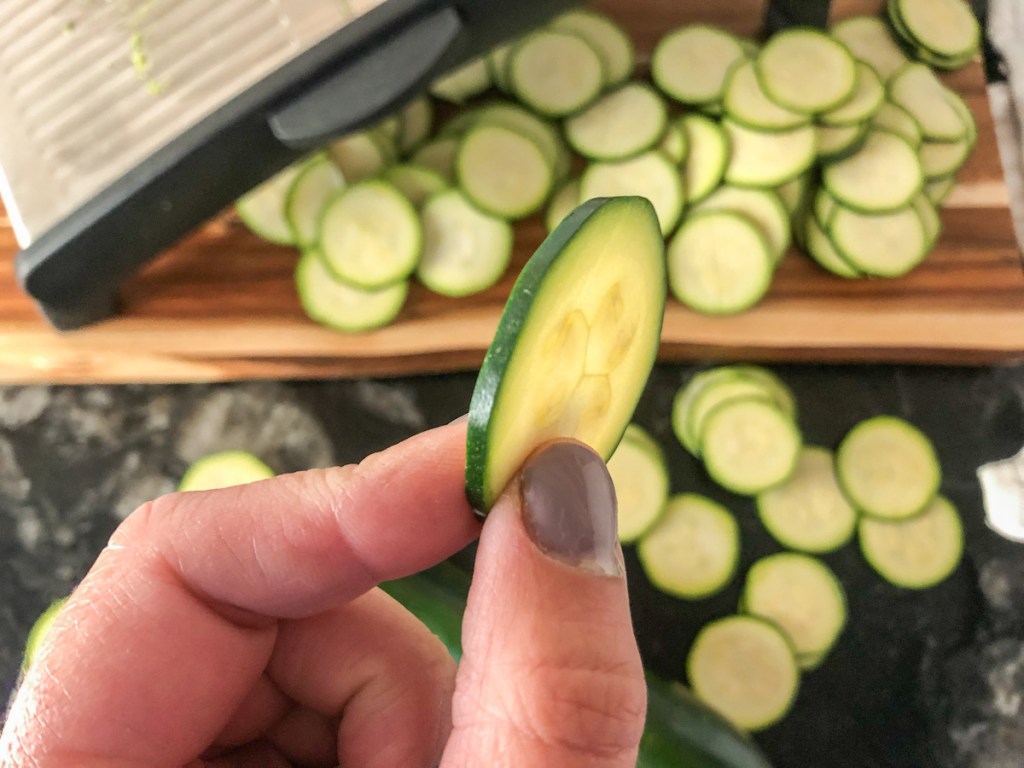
1,422,646,767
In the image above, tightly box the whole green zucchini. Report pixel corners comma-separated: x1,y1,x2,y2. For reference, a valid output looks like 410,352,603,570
381,560,772,768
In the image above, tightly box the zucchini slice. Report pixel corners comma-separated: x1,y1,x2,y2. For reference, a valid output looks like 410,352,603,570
411,136,460,183
828,203,928,278
681,114,730,204
545,178,581,233
667,210,774,315
236,162,304,246
581,151,685,235
830,16,910,82
417,189,512,298
397,96,434,154
320,180,422,289
822,129,923,213
911,193,942,247
659,122,688,164
329,131,392,184
871,100,924,149
820,61,885,127
465,197,665,513
652,24,747,106
487,42,515,94
693,185,791,263
804,213,861,279
776,174,812,218
23,597,67,671
430,56,491,103
456,124,554,219
925,175,957,206
859,494,964,589
474,102,566,172
383,164,448,208
757,446,858,552
179,450,275,492
509,30,605,117
920,137,972,180
723,119,817,188
723,60,810,132
755,28,858,115
700,398,802,495
687,615,800,732
607,424,670,542
895,0,980,60
296,250,409,333
637,494,740,599
888,63,966,142
564,82,668,161
741,553,847,663
550,8,635,86
816,122,869,162
836,415,941,520
285,154,346,248
686,378,777,458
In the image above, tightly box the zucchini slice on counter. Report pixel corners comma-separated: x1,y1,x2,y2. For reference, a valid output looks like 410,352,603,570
607,424,670,542
637,493,740,599
550,8,635,86
236,162,304,246
836,415,941,519
687,615,800,731
564,82,668,161
285,154,346,248
859,494,964,588
652,24,747,106
296,249,409,333
509,29,605,117
178,450,275,492
755,28,858,114
581,151,685,235
465,196,665,513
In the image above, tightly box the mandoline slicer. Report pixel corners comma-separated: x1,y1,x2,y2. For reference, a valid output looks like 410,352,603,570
0,0,571,329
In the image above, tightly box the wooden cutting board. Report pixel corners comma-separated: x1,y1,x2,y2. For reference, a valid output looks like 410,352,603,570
0,0,1021,384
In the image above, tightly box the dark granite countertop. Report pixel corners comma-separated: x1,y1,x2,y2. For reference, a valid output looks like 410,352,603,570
2,363,1023,768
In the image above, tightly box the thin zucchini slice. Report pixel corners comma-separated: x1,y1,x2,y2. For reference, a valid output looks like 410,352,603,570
581,151,685,235
681,114,730,204
397,96,434,154
829,203,927,277
816,122,869,162
637,494,740,598
672,368,750,455
830,16,911,82
236,162,304,245
667,210,774,315
776,174,812,217
837,415,941,520
812,189,839,228
550,8,635,86
411,137,459,183
757,446,857,553
742,553,847,661
755,28,858,115
456,124,554,219
920,137,972,180
383,164,448,208
946,91,978,149
509,30,605,118
687,615,800,732
285,154,346,248
659,122,688,164
487,42,515,94
564,82,668,161
888,64,966,142
895,0,980,60
417,189,512,298
474,102,565,172
465,197,665,512
820,62,885,126
723,119,817,188
911,193,942,246
723,60,810,132
23,598,67,671
822,129,923,213
693,185,791,262
687,379,777,457
430,56,491,103
607,424,670,542
296,250,409,333
652,24,746,106
179,450,275,491
804,213,861,279
329,131,392,184
925,175,957,206
545,178,581,233
320,180,421,289
731,366,798,419
859,494,964,588
701,398,802,495
871,100,924,149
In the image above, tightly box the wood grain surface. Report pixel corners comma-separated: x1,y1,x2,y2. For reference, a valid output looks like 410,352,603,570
0,0,1021,384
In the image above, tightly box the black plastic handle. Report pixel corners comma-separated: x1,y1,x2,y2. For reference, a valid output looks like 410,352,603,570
269,5,463,148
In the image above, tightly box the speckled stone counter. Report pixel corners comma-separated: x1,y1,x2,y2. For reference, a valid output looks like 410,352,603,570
2,364,1023,768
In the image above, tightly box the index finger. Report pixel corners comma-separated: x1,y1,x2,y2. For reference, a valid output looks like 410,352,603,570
1,422,478,767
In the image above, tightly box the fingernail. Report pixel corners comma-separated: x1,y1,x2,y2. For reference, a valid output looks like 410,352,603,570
520,440,622,576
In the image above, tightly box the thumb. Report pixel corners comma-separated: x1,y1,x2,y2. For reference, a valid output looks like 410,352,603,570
443,440,647,767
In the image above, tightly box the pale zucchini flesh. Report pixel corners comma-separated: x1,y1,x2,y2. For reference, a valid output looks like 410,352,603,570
896,0,980,59
383,164,449,208
693,185,791,262
398,96,434,154
466,197,665,512
686,378,776,457
236,162,305,246
564,82,668,161
755,28,858,114
816,123,869,162
888,64,966,142
723,60,810,132
820,61,885,126
285,155,346,248
411,137,460,183
329,131,391,184
871,101,924,149
681,114,730,204
551,9,635,86
456,124,554,220
652,24,746,106
836,415,941,520
804,213,861,279
296,250,409,333
687,615,800,732
430,56,491,103
581,151,685,235
608,424,670,542
830,16,911,82
757,446,858,552
637,494,739,598
545,178,581,233
509,30,605,117
828,203,928,277
178,450,275,492
723,119,818,188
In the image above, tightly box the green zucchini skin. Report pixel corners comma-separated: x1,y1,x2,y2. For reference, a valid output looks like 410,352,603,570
382,562,773,768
